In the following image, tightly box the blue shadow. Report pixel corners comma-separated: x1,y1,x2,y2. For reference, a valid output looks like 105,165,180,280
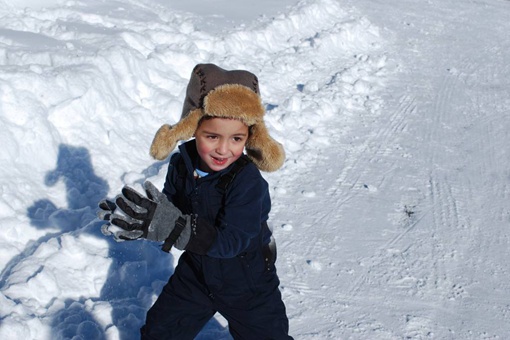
14,144,230,339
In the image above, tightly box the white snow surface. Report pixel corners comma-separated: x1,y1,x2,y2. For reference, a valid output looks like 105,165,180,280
1,0,510,338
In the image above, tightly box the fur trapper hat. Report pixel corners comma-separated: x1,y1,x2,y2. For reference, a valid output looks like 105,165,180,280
150,63,285,172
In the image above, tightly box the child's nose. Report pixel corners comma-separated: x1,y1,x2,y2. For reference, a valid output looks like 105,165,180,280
216,140,228,154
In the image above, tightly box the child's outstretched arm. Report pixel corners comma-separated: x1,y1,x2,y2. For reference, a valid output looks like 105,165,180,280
98,181,192,252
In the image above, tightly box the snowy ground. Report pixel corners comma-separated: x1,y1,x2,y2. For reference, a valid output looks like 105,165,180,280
1,0,510,339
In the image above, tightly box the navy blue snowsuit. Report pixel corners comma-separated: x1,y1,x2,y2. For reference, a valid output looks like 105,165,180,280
141,140,292,340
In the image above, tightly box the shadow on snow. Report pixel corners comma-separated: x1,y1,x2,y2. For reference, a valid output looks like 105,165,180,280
4,144,229,339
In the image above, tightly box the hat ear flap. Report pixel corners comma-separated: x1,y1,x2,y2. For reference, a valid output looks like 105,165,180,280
245,123,285,172
150,109,203,160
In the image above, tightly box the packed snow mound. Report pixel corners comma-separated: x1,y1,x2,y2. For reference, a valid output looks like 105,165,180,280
3,0,510,338
0,0,386,338
1,0,69,10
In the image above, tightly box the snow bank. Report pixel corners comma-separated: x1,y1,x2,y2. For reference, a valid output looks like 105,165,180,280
0,0,386,338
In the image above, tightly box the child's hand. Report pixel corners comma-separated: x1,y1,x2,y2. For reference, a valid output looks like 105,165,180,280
97,199,139,239
97,181,191,251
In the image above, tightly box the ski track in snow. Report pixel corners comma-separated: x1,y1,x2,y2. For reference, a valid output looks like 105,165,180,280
332,1,510,338
274,0,510,338
2,0,510,339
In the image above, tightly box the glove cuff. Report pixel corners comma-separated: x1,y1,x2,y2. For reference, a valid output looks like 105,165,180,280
185,215,217,255
162,216,188,252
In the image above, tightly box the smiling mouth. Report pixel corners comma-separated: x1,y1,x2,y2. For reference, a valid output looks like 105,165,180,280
211,156,228,166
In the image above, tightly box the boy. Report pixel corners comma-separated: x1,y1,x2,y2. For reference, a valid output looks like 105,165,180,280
98,64,292,339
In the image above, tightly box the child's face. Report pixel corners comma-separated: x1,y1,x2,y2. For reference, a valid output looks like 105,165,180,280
195,117,249,172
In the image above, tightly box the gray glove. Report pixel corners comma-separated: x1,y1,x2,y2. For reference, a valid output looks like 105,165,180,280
98,181,191,251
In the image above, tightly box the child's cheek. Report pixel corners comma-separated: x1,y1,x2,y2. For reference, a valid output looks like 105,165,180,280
234,148,244,158
196,139,212,157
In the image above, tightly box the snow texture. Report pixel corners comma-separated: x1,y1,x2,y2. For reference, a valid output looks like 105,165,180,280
1,0,510,338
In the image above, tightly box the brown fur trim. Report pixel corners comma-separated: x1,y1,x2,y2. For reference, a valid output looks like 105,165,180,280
204,84,264,125
245,123,285,172
150,109,203,160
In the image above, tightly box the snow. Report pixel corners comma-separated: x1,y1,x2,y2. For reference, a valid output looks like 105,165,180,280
1,0,510,338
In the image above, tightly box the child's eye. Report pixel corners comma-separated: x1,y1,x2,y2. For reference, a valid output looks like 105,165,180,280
207,135,218,139
233,137,244,142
